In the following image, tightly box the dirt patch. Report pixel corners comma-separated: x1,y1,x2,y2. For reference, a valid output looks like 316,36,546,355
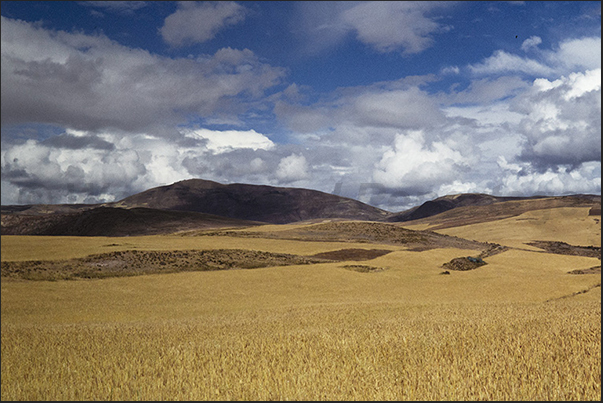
341,264,387,273
197,221,492,252
0,249,330,281
311,248,392,261
442,256,487,271
568,266,601,275
525,241,601,259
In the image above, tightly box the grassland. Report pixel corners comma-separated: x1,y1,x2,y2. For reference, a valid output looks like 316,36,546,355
1,207,601,400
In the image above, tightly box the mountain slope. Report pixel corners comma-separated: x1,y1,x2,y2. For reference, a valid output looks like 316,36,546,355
392,194,601,230
111,179,390,224
1,206,262,236
387,193,549,222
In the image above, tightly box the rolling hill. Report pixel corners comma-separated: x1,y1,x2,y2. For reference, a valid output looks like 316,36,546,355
110,178,391,224
1,178,600,236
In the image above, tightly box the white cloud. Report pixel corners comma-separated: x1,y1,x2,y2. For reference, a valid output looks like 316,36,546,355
372,130,468,193
549,37,601,71
297,1,454,55
1,137,147,204
497,159,601,196
160,1,247,47
521,35,542,52
1,16,285,133
562,68,601,100
341,2,451,54
351,88,446,128
469,50,554,76
441,65,460,75
511,68,601,167
470,36,601,78
275,84,446,133
188,128,275,154
276,153,310,182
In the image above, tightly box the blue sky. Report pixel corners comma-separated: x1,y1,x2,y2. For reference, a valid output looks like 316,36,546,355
1,1,601,211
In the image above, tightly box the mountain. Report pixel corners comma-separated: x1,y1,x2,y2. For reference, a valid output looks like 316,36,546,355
389,193,601,230
1,178,600,236
110,179,391,224
387,193,546,222
1,206,262,236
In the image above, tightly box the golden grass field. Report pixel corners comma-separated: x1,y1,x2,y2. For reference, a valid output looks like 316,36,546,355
1,207,601,400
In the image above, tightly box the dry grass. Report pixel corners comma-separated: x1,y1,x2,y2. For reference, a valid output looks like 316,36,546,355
434,207,601,250
0,249,329,281
1,209,601,401
1,301,599,401
0,234,404,262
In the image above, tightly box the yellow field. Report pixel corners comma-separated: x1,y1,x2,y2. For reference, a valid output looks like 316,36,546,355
1,209,601,400
417,207,601,250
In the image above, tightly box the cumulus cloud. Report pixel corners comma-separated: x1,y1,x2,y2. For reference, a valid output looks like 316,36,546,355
372,130,468,194
1,8,600,211
276,153,310,183
1,136,147,204
1,126,283,205
1,16,285,133
469,50,555,76
549,37,601,71
186,128,275,154
160,1,247,47
296,1,454,55
496,157,601,196
511,69,601,169
521,35,542,52
275,83,446,134
340,1,453,54
470,36,601,78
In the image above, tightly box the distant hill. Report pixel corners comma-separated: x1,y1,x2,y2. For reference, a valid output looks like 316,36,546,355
387,193,548,222
0,206,262,236
110,179,390,224
1,178,600,236
390,194,601,230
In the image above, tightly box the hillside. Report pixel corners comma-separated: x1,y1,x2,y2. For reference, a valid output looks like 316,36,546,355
110,178,390,224
0,206,261,236
390,194,600,229
1,178,600,236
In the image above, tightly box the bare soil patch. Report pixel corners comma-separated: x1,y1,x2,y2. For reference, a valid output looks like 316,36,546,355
310,248,392,261
441,256,487,271
196,221,492,252
525,241,601,259
1,249,331,281
568,266,601,275
341,264,387,273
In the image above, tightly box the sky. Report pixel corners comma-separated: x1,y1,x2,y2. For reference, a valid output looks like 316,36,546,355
1,1,601,212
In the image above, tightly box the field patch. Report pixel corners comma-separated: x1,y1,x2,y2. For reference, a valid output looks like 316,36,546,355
525,240,601,258
341,264,388,273
0,249,331,281
310,248,392,261
441,256,487,271
195,221,492,252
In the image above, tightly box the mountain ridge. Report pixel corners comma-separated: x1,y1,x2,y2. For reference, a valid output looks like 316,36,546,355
2,178,600,236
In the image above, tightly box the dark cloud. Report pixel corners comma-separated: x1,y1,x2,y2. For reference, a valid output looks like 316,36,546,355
41,133,115,150
1,16,286,134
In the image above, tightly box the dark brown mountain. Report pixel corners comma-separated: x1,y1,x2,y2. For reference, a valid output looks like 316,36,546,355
387,193,547,222
388,193,601,230
1,178,600,236
1,206,262,236
110,179,391,224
